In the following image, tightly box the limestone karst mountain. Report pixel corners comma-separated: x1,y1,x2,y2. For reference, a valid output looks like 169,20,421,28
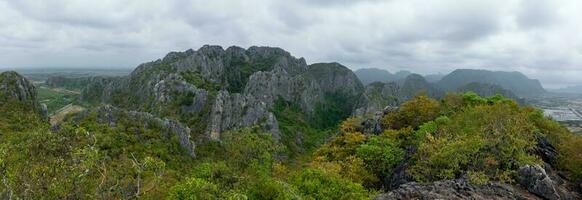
1,49,581,199
354,74,443,116
79,45,364,142
457,82,521,101
0,71,47,118
354,68,412,85
1,71,39,105
438,69,546,97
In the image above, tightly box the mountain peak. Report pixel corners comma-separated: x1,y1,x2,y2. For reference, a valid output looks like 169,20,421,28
439,69,545,96
0,71,37,103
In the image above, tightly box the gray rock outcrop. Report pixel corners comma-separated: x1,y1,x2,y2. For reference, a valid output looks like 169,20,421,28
353,74,443,117
206,90,278,140
84,105,197,158
79,45,364,143
518,165,560,200
375,178,538,200
517,164,580,200
353,82,400,117
0,71,38,104
0,71,45,120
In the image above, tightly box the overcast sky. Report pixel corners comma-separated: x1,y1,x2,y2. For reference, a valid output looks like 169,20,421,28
0,0,580,88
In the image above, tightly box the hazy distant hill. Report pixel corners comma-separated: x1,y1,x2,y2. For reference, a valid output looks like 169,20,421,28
354,68,394,85
437,69,546,97
424,73,445,82
355,68,412,85
457,82,521,101
551,85,582,94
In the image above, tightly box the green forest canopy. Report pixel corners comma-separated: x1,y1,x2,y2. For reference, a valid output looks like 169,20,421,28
1,92,581,199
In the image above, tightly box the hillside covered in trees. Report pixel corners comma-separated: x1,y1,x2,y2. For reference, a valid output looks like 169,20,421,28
1,45,582,199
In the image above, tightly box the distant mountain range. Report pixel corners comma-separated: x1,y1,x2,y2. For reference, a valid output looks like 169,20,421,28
437,69,545,97
354,68,411,85
551,85,582,94
355,68,546,97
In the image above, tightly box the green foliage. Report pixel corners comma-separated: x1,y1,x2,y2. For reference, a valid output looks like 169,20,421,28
356,136,404,178
0,111,194,199
313,92,358,129
315,131,367,162
529,109,582,179
410,99,540,182
461,92,510,106
225,56,279,93
0,100,45,133
180,71,220,91
221,127,281,173
382,95,442,130
168,178,221,200
37,86,79,114
557,136,582,178
291,169,373,200
244,177,299,200
467,171,490,185
313,120,398,187
172,125,376,199
272,97,334,156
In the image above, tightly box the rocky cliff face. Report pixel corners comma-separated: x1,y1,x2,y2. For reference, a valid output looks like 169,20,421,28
353,74,442,116
353,82,400,116
399,73,443,100
0,71,47,117
80,45,363,143
376,163,581,200
0,71,38,104
70,105,196,158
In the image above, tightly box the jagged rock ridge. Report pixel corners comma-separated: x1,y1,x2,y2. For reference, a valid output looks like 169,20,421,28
354,68,412,85
80,45,363,143
69,105,196,158
0,71,48,118
353,74,443,116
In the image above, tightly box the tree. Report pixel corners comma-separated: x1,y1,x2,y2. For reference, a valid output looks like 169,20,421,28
356,136,404,178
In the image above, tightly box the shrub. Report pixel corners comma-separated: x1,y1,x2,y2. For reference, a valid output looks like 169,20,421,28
291,169,373,200
410,101,539,183
529,108,582,179
356,136,404,178
382,95,441,130
167,178,220,200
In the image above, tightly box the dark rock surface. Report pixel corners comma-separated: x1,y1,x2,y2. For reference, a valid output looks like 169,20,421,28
518,165,561,200
517,164,580,200
375,178,538,200
534,136,559,166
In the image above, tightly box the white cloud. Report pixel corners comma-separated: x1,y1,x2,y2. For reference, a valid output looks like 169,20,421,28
0,0,580,88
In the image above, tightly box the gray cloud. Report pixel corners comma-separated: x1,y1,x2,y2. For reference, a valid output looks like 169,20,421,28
0,0,580,89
